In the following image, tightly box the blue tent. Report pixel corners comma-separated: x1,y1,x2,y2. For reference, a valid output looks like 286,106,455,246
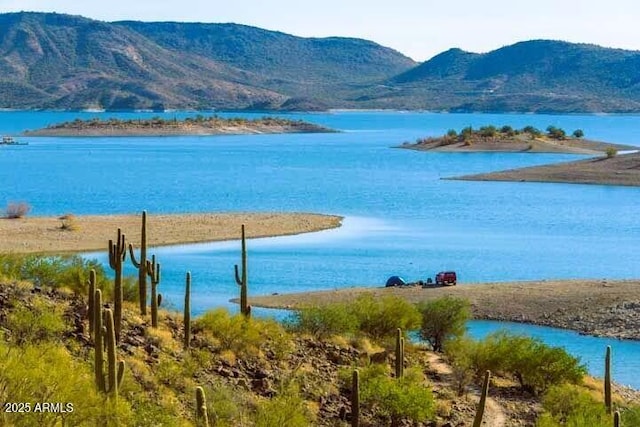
385,276,406,287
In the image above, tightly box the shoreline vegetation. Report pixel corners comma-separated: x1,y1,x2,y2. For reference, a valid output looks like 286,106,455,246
0,212,343,254
22,115,336,137
400,124,635,154
248,279,640,341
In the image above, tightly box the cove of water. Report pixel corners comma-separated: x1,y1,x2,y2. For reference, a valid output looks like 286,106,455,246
1,110,639,388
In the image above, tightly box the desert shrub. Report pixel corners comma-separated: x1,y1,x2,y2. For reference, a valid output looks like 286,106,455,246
342,364,434,424
0,254,110,295
290,304,359,339
536,383,609,426
605,147,617,158
5,297,67,345
254,383,314,427
417,296,470,352
479,125,498,137
0,341,133,426
447,331,586,394
5,201,30,218
348,294,421,340
446,129,458,138
460,126,474,141
59,213,79,231
197,308,291,359
522,125,542,137
500,125,515,135
443,336,477,395
546,125,566,140
290,294,420,342
572,129,584,138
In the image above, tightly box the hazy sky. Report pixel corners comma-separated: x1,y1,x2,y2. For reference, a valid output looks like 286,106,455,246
1,0,639,61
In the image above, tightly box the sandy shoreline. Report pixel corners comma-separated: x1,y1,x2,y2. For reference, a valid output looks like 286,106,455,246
452,151,640,187
0,212,343,254
248,279,640,340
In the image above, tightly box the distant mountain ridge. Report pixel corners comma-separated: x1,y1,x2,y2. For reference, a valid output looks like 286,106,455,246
1,12,640,112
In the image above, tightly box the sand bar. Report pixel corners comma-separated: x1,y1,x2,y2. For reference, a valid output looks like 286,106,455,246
0,212,342,254
249,279,640,340
452,151,640,187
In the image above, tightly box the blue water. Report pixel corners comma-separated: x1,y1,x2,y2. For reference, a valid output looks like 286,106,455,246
2,110,640,387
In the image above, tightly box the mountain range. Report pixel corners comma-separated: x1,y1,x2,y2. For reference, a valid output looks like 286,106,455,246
1,12,640,113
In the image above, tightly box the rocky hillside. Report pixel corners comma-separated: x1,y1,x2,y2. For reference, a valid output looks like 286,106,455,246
378,40,640,113
2,12,640,112
0,12,414,111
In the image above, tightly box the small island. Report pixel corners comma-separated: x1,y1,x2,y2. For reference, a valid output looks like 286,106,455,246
400,125,634,154
23,115,335,137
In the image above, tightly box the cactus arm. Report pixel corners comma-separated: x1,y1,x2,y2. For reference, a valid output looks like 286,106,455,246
88,269,96,336
128,243,140,268
195,386,209,427
117,360,125,388
234,264,242,285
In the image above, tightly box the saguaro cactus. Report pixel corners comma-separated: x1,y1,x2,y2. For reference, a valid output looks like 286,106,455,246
234,224,250,317
94,289,105,392
146,254,161,328
184,272,191,350
128,211,148,315
108,228,127,341
104,308,125,400
195,386,210,427
88,269,96,337
351,369,360,427
605,345,612,415
614,410,620,427
473,370,491,427
395,328,404,379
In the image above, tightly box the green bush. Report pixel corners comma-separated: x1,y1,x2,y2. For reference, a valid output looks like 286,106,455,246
536,383,609,426
348,294,421,340
342,364,434,424
0,341,133,426
289,304,359,339
290,294,420,341
6,297,67,345
605,147,618,158
417,296,470,352
446,331,586,395
0,254,110,295
479,125,498,137
522,125,543,137
254,383,313,427
572,129,584,138
196,308,291,359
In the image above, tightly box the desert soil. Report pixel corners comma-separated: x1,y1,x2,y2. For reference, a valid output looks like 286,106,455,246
249,279,640,340
452,151,640,187
0,212,342,254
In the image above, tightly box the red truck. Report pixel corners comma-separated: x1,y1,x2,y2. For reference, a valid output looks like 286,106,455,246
435,271,457,286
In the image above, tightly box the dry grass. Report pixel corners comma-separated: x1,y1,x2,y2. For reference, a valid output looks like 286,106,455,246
0,212,342,254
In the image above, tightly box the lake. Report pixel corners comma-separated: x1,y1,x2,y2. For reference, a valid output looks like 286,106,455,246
1,110,639,387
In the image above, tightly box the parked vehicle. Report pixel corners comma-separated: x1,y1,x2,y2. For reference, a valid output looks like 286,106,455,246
435,271,457,286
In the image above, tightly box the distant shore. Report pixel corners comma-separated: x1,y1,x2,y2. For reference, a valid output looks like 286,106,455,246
248,279,640,340
23,116,335,137
452,151,640,187
0,212,343,254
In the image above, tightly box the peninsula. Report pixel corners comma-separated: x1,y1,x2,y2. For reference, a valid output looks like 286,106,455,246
0,212,342,254
247,278,640,341
453,151,640,187
400,125,634,154
23,116,335,137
